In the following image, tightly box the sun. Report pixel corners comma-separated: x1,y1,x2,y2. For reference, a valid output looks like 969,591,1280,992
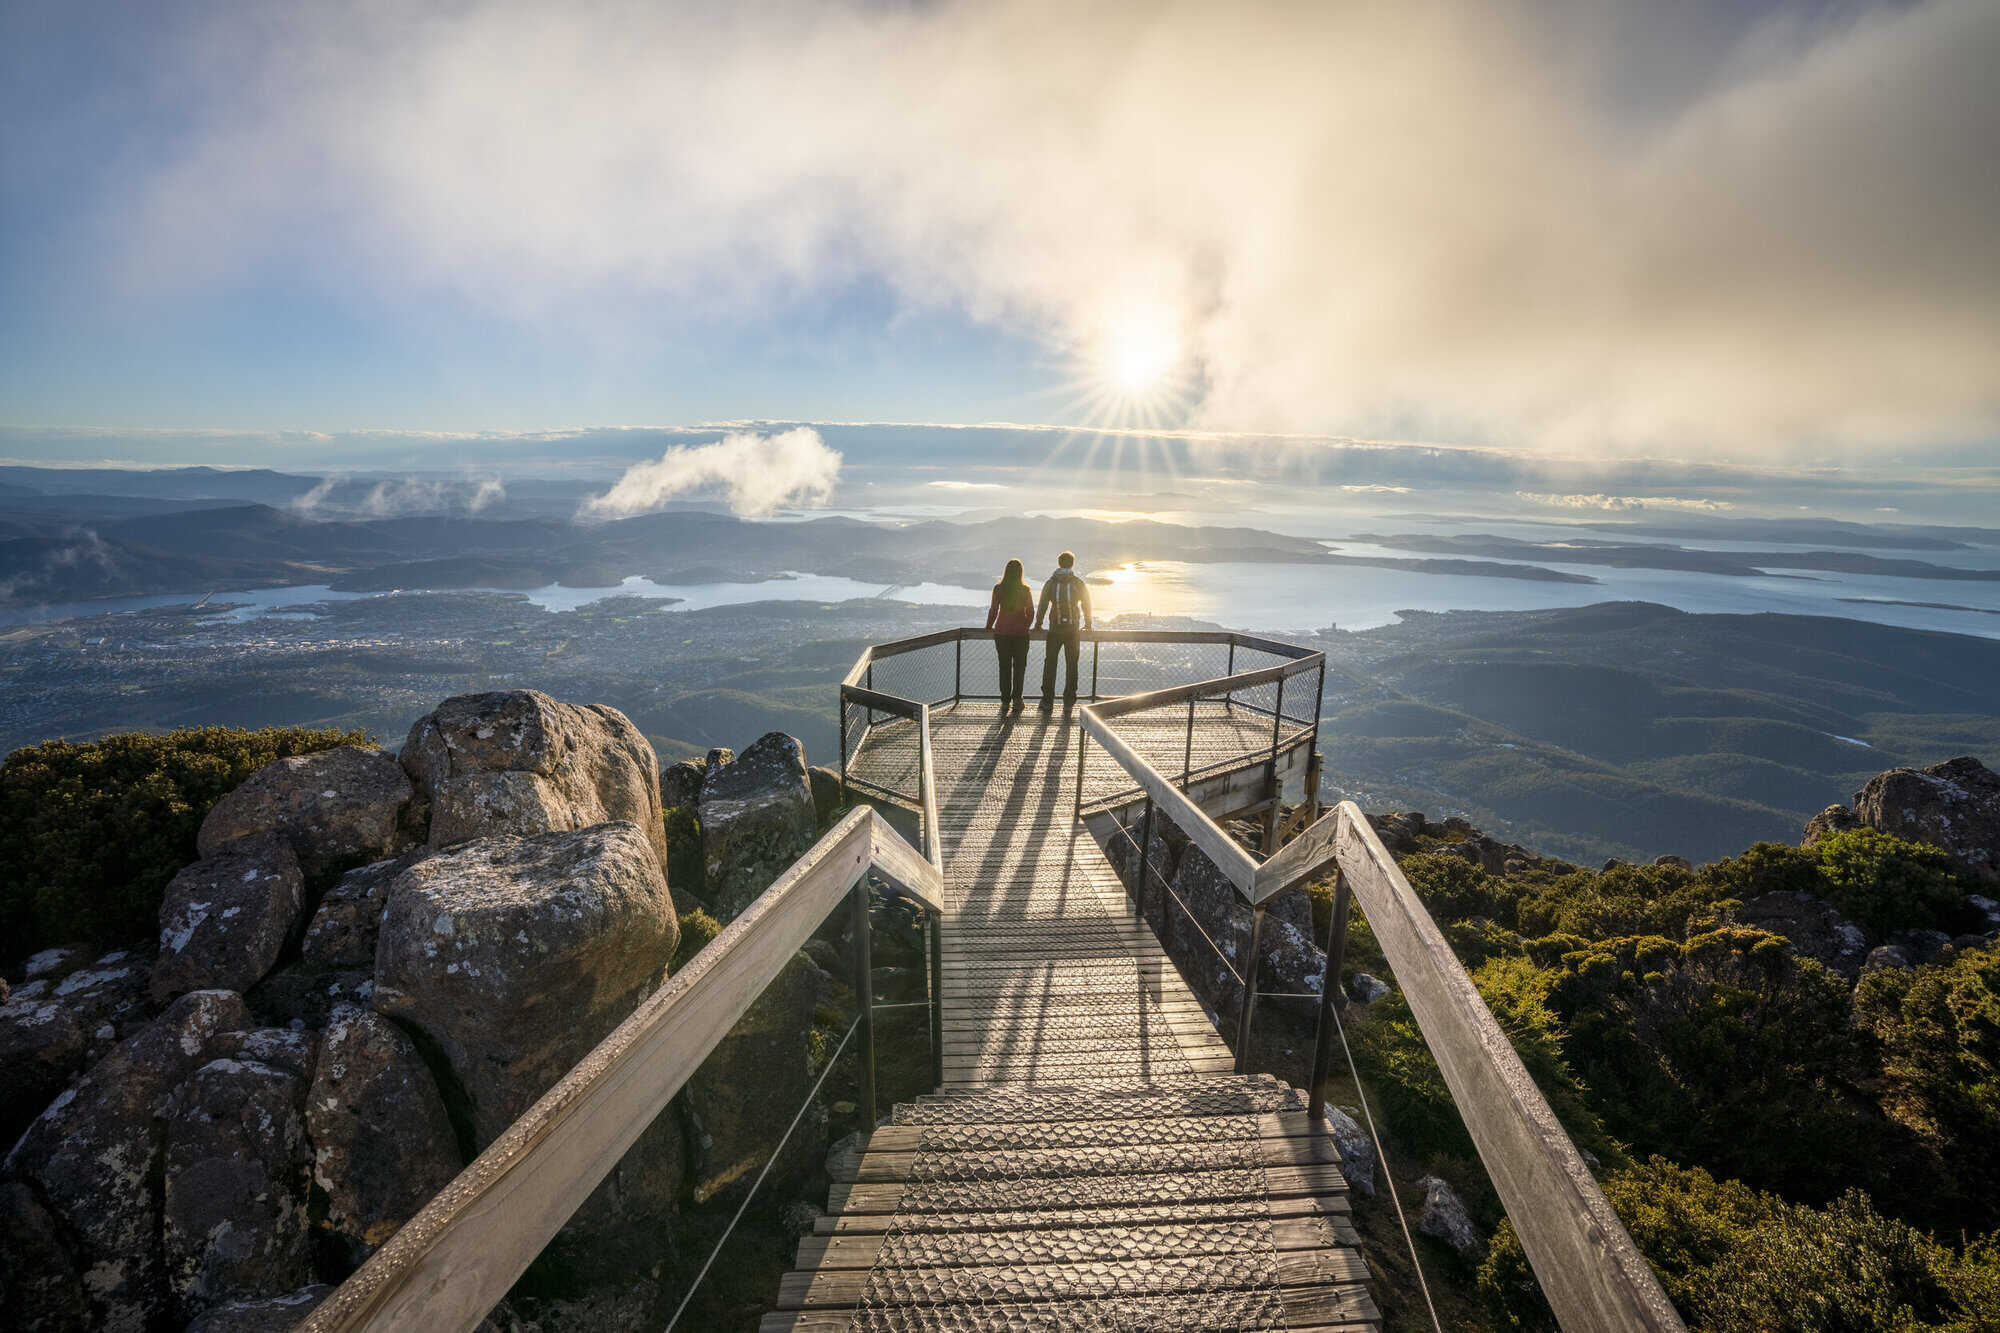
1104,318,1180,396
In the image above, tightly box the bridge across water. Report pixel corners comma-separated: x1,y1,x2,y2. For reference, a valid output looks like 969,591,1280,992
302,628,1683,1333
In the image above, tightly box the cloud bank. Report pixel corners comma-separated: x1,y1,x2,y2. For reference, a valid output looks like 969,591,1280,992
581,428,841,518
119,0,2000,455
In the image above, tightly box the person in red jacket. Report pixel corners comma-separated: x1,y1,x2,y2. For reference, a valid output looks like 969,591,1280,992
986,558,1036,714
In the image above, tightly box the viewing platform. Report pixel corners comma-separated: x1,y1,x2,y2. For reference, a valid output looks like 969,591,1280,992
775,696,1377,1328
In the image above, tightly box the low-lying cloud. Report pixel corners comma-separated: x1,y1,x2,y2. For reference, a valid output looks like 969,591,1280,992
581,428,841,519
116,0,2000,455
1518,492,1737,513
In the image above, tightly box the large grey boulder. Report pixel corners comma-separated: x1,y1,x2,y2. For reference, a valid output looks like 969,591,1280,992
400,690,668,873
5,989,250,1333
301,851,430,970
808,764,843,830
162,1057,313,1314
307,1005,462,1258
198,746,420,880
183,1284,333,1333
1415,1174,1483,1257
0,1181,91,1331
372,823,678,1147
151,834,305,1003
699,733,817,919
682,951,833,1206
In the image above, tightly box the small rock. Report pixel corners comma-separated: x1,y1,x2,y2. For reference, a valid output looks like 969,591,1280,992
183,1284,334,1333
1966,894,2000,929
1415,1175,1483,1258
162,1057,314,1313
301,851,431,969
825,1130,864,1182
1321,1106,1376,1196
660,758,706,809
21,945,91,982
307,1005,462,1259
808,764,844,830
1350,973,1391,1004
1866,945,1912,971
1736,890,1871,981
1653,854,1692,871
780,1200,824,1242
199,746,419,881
1887,928,1954,967
151,834,305,1003
1802,804,1860,847
52,950,152,1057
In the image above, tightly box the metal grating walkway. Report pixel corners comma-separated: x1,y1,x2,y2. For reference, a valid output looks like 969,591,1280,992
767,704,1379,1331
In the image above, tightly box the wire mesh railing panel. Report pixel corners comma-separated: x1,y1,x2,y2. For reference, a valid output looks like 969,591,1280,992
866,642,960,708
954,637,1003,700
848,713,922,805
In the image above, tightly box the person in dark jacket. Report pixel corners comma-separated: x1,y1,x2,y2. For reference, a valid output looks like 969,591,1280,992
1034,551,1093,713
986,558,1035,714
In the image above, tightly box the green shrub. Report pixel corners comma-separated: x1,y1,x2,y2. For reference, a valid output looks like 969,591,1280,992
1399,852,1502,923
1482,1159,2000,1331
673,907,723,971
1812,827,1968,936
1544,927,1865,1198
1516,863,1730,942
663,804,705,901
0,725,365,963
1855,942,2000,1231
1697,839,1823,902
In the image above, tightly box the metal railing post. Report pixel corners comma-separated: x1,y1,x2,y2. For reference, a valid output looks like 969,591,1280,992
1074,726,1087,823
851,882,877,1132
1307,869,1353,1121
1226,639,1235,709
954,636,962,704
838,692,850,802
1182,696,1196,786
1091,638,1100,700
1136,796,1156,916
1233,904,1267,1073
926,909,943,1087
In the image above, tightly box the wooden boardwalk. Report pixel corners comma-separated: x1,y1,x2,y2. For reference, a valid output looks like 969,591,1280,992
769,703,1379,1331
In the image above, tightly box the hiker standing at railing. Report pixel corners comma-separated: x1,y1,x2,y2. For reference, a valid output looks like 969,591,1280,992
986,557,1035,716
1034,550,1092,715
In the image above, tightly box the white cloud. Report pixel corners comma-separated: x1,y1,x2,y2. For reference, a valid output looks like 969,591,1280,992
581,428,841,519
1516,492,1736,512
104,0,2000,461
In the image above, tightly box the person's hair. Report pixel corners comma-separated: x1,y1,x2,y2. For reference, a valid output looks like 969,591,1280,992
997,558,1032,612
1057,551,1075,568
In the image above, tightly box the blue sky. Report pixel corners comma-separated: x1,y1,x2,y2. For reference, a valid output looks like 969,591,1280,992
3,0,1996,470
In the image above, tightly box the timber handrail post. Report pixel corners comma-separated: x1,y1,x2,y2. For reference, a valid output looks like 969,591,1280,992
926,907,943,1086
1232,904,1266,1073
1182,696,1196,785
1306,867,1352,1121
851,879,876,1133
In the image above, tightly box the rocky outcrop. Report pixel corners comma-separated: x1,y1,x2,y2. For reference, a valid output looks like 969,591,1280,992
682,951,833,1205
198,746,420,881
1806,756,2000,880
1321,1106,1376,1196
0,1181,92,1331
400,690,668,874
698,733,817,919
1415,1175,1483,1257
183,1285,333,1333
372,823,678,1147
162,1057,314,1314
301,851,429,970
306,1005,461,1259
0,984,85,1144
1735,890,1870,980
6,989,250,1333
151,834,306,1003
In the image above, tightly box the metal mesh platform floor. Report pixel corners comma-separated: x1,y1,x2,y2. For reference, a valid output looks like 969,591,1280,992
770,706,1378,1330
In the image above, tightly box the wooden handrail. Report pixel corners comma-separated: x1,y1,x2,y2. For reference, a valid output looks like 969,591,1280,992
299,807,943,1333
1086,654,1318,721
1077,703,1260,892
841,684,922,717
917,705,943,871
1325,803,1684,1331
